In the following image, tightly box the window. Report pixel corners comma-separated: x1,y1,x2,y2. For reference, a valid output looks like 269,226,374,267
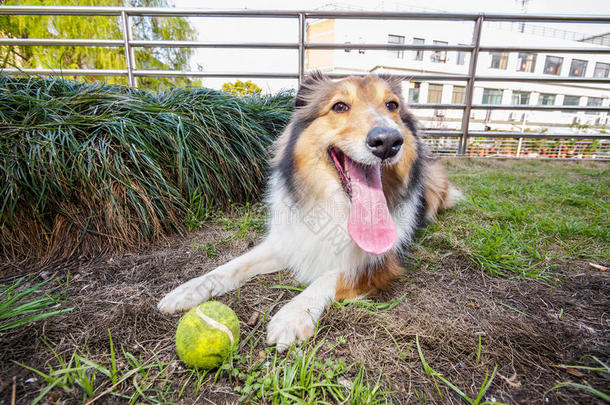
517,53,537,72
544,56,563,75
408,82,420,103
511,91,530,105
539,93,556,105
489,52,508,69
594,62,610,78
413,38,424,61
482,88,502,104
562,95,580,112
569,59,587,77
586,97,602,115
452,86,465,104
456,44,467,65
388,34,405,59
431,40,448,63
428,84,443,103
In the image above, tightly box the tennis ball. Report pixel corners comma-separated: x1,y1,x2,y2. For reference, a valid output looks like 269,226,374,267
175,301,240,369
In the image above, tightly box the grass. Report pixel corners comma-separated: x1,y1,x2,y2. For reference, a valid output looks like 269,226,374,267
18,331,392,405
544,356,610,402
417,159,609,281
0,75,293,263
0,276,73,332
416,335,503,405
15,331,177,404
2,143,608,403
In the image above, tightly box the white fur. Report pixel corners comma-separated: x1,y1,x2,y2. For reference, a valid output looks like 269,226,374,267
157,241,284,313
266,270,340,350
446,185,464,207
158,167,422,350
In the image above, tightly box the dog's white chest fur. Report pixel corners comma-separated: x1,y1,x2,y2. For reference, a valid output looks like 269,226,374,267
265,172,421,285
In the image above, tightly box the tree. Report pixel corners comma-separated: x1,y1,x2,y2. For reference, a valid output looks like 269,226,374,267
222,80,262,97
0,0,197,88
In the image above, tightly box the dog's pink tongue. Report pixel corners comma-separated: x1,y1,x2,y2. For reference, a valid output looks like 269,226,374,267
346,159,397,255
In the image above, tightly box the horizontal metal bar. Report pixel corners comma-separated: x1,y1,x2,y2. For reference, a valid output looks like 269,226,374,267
409,103,610,112
326,72,470,81
305,11,610,23
467,131,610,139
305,43,474,51
474,13,610,23
0,68,298,79
133,70,299,79
130,40,298,49
0,38,124,47
471,104,610,111
408,103,466,109
421,130,610,140
475,75,610,83
461,156,610,161
479,45,610,54
0,68,128,76
421,130,463,137
4,68,609,92
4,39,607,55
0,6,299,18
2,6,609,24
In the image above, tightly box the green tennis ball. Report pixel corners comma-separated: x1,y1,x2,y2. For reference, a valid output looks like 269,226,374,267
175,301,240,369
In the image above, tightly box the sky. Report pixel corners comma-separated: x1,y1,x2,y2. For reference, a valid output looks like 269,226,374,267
170,0,610,91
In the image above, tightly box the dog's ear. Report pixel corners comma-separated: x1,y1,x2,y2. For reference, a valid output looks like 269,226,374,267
295,71,330,108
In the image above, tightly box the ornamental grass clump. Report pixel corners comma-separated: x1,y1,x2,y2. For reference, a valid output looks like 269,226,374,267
0,75,293,263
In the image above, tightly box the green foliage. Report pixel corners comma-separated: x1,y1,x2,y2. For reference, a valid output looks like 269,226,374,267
230,342,392,404
0,277,73,332
222,80,263,97
0,0,197,89
0,75,294,262
15,332,176,404
544,356,610,402
416,335,504,405
418,159,609,281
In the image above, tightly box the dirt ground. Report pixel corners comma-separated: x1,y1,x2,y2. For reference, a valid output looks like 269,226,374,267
1,216,608,405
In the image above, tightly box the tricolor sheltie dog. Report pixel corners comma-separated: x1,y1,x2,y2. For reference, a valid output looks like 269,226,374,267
159,73,461,350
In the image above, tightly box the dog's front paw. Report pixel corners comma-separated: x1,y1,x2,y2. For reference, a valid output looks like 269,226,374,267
266,301,316,352
157,273,229,314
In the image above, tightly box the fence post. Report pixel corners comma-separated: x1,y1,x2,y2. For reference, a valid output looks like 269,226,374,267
458,14,484,155
298,12,305,84
121,10,136,87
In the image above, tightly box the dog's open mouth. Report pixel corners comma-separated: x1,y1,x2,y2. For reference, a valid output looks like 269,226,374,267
328,147,397,255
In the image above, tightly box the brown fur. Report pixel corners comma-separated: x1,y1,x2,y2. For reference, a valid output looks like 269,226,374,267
280,73,459,299
288,75,422,205
423,160,452,221
335,252,404,300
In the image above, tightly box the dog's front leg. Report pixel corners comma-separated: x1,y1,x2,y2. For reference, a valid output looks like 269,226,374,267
158,239,284,314
266,270,340,351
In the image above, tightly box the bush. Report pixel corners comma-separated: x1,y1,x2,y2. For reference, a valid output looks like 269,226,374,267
0,75,294,263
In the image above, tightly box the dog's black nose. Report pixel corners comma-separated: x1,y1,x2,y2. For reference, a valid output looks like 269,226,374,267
366,127,404,160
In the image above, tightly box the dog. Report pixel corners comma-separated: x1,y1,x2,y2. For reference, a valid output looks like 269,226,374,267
158,72,461,350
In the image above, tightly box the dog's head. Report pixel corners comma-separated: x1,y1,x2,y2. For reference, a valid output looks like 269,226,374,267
275,72,420,255
293,71,418,165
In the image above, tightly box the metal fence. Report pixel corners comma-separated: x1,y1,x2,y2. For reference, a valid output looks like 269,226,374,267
1,6,609,159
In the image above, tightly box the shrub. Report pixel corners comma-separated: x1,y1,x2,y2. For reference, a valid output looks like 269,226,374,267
0,75,294,263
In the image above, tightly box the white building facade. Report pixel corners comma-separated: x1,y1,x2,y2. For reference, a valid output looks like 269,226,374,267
306,18,610,157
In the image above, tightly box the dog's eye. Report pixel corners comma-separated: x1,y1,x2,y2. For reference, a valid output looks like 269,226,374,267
386,101,399,112
331,102,350,113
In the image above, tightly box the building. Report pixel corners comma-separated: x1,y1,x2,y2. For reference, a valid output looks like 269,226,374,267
305,17,610,157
